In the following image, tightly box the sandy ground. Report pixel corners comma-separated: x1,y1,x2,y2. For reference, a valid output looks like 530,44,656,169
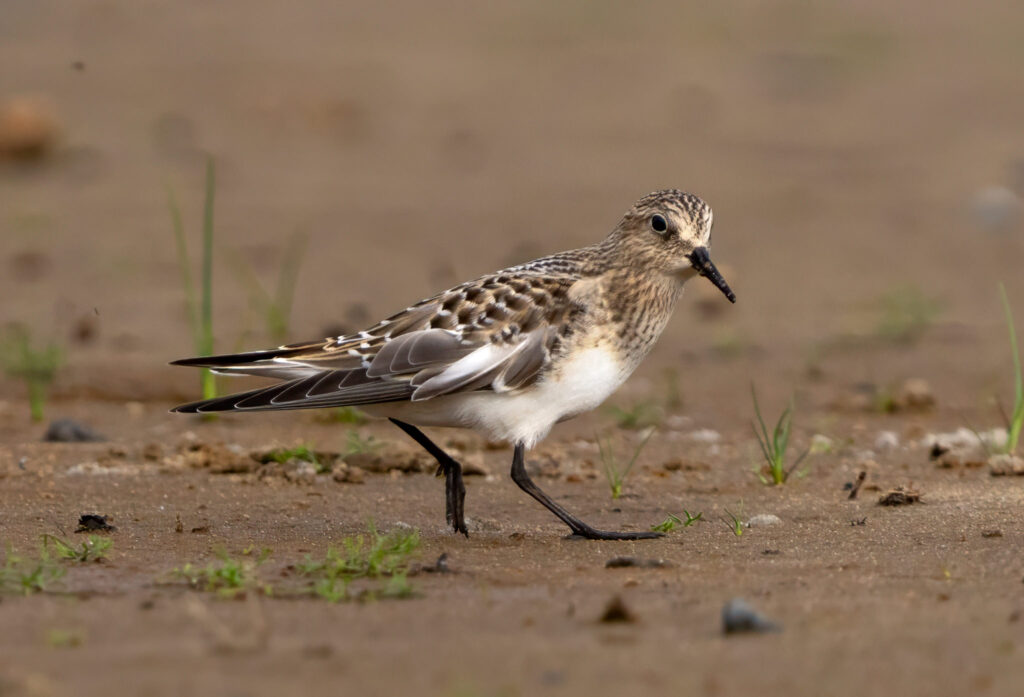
2,1,1024,696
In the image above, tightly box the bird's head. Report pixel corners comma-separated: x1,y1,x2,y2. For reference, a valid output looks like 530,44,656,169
610,189,735,303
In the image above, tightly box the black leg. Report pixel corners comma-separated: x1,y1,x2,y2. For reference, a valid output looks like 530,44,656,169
509,443,662,540
389,419,467,537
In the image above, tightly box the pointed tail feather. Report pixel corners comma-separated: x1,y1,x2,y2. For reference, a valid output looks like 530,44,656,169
170,346,308,368
170,370,414,413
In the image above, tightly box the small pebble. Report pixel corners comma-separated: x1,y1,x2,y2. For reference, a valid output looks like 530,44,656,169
970,185,1021,232
878,486,921,506
605,556,670,569
599,595,636,623
722,598,780,634
43,419,105,443
893,378,935,411
686,428,721,444
989,454,1024,476
746,514,781,528
809,434,834,454
0,95,59,159
874,431,899,451
420,553,452,573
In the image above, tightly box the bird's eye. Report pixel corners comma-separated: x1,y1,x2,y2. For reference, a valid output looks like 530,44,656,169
651,214,668,234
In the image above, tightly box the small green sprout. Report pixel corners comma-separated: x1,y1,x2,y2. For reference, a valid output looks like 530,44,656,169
651,514,681,533
650,510,702,533
751,386,808,485
876,285,942,344
46,629,84,649
344,431,381,456
723,508,744,537
297,523,419,602
168,157,218,407
262,442,317,464
1,325,63,422
1,544,65,595
261,443,325,471
597,427,655,499
42,534,112,563
172,548,272,598
325,406,368,425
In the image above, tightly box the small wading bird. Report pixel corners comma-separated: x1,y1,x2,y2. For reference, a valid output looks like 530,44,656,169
172,190,735,540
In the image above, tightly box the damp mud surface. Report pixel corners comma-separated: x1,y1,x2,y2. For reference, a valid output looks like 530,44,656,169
3,2,1024,696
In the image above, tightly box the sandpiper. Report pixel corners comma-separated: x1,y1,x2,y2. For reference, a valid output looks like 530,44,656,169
172,189,735,540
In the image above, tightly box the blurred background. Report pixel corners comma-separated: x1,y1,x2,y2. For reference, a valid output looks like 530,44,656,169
2,0,1023,415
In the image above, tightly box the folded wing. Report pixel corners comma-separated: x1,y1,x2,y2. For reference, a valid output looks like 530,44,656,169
171,273,579,414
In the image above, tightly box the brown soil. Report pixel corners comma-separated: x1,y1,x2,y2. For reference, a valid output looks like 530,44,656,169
2,2,1024,696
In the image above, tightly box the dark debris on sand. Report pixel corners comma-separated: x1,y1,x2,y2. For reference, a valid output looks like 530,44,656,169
722,598,780,635
599,595,636,623
605,556,671,569
43,419,105,443
878,486,922,506
75,513,116,533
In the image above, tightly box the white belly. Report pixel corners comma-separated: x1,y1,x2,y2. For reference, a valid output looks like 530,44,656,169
368,347,629,448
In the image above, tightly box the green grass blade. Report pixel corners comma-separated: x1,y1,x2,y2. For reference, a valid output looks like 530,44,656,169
751,423,772,463
200,158,217,401
623,427,655,476
200,157,215,356
774,403,793,458
1000,283,1023,453
751,385,772,448
166,184,200,346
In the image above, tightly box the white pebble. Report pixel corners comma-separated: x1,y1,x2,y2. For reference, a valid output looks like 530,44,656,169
664,415,694,431
746,514,782,527
809,434,834,454
874,431,899,451
970,186,1021,232
687,428,721,444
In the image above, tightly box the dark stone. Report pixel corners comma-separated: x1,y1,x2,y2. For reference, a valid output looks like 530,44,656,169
722,598,780,635
43,419,105,443
75,514,116,533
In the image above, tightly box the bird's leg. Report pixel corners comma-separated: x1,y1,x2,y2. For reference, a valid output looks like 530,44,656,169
509,443,662,540
389,419,467,537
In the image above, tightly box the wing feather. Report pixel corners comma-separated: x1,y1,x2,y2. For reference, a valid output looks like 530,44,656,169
171,272,580,414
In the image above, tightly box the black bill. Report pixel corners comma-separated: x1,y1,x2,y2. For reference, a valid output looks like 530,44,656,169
687,247,736,303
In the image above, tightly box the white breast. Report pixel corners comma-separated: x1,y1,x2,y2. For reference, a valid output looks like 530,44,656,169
373,346,629,448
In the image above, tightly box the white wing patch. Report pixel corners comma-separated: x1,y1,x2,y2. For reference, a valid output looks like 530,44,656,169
411,339,532,401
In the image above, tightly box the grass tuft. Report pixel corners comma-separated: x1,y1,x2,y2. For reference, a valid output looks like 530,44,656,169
597,427,655,499
650,510,702,533
260,442,333,474
325,406,368,425
751,385,807,485
876,285,942,344
168,157,218,407
344,431,381,457
1,325,63,422
172,547,273,599
0,543,65,595
723,508,744,537
46,629,85,649
297,523,420,602
42,534,112,563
